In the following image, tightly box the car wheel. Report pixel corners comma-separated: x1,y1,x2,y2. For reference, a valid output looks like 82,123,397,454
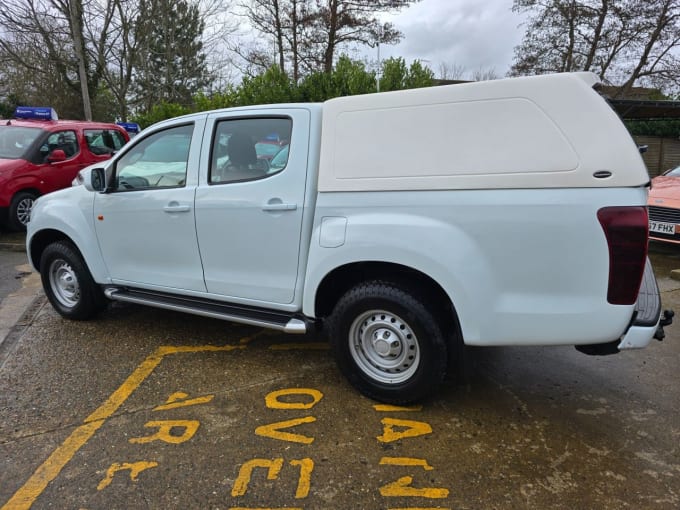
40,241,106,320
327,281,448,404
8,191,37,231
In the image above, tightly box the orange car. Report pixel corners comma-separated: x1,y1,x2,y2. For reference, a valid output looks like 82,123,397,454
648,166,680,243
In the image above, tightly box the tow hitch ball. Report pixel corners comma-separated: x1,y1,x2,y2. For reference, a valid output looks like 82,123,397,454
654,309,674,341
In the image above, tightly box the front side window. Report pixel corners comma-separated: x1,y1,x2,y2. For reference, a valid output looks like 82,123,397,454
85,129,127,155
113,124,192,191
210,117,292,184
39,130,79,160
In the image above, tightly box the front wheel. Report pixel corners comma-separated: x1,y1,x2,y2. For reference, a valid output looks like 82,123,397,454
327,281,448,404
8,191,37,231
40,241,106,320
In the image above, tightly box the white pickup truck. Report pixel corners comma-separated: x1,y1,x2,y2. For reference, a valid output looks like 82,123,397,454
26,72,671,403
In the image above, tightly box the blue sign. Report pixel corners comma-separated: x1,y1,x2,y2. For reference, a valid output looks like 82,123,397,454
117,122,141,134
14,106,58,121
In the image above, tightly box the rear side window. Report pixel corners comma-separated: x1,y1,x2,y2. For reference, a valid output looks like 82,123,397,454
113,124,192,191
210,117,292,184
85,129,127,155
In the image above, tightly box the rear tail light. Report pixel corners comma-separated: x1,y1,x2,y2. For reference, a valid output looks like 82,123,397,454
597,206,648,305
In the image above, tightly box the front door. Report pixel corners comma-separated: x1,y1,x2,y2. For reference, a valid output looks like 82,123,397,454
195,110,310,304
94,121,207,292
38,130,83,191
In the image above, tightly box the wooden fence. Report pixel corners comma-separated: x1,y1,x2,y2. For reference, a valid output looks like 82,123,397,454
633,135,680,177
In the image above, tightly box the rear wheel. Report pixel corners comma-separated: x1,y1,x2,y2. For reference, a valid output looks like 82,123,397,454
327,281,448,404
40,241,106,320
8,191,37,231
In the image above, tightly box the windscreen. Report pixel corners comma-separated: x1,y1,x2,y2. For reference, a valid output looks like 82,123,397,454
0,126,43,159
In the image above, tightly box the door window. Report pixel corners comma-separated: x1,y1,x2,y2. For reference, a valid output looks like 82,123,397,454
113,124,192,190
84,129,127,155
39,130,79,160
210,117,292,184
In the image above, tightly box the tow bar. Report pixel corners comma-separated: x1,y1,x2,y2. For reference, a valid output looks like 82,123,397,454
654,309,674,341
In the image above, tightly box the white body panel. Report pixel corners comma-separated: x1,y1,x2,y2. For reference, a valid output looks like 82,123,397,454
303,187,647,346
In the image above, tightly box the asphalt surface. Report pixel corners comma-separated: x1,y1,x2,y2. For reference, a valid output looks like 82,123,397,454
0,239,679,509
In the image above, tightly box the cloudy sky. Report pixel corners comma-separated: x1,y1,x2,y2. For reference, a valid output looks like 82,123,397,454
374,0,527,78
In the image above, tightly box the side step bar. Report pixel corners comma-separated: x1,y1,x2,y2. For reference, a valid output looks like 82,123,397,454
104,287,307,334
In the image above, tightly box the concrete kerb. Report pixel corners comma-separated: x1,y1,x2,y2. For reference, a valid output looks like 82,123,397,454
0,231,43,358
0,231,26,253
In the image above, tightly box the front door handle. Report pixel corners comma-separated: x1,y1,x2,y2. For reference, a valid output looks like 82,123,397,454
163,202,191,213
262,202,297,212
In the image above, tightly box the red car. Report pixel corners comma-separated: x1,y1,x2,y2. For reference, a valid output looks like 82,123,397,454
648,165,680,243
0,107,130,230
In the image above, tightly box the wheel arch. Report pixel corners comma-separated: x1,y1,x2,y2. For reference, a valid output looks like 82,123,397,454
313,261,462,340
28,229,78,271
12,187,41,199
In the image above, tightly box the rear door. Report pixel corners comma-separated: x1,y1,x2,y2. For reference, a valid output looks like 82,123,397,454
195,109,311,304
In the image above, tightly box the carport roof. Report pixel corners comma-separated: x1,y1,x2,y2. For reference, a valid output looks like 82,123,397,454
608,98,680,120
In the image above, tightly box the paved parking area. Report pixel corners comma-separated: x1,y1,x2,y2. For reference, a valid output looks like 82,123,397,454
1,244,679,509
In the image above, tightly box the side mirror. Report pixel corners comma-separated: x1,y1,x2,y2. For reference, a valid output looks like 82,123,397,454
76,167,107,192
47,149,67,163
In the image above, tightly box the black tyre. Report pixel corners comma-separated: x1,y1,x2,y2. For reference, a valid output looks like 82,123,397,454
327,281,448,404
40,241,106,320
8,191,37,231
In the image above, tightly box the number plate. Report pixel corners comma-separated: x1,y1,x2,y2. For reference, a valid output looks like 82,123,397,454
649,220,677,234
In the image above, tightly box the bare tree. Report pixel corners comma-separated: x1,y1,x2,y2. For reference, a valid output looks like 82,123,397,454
471,66,499,81
510,0,680,96
438,62,467,80
239,0,420,76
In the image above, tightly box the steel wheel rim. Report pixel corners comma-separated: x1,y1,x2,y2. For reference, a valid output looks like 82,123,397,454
16,196,34,226
48,258,80,308
348,309,420,384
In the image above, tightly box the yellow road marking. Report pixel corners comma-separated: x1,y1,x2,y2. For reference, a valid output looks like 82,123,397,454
255,417,317,444
373,404,423,412
153,391,214,411
377,418,433,443
2,343,244,510
96,461,158,491
380,457,434,470
232,458,284,497
380,476,450,498
265,388,323,410
290,458,314,499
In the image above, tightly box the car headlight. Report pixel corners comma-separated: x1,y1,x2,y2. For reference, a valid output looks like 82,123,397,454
72,171,85,186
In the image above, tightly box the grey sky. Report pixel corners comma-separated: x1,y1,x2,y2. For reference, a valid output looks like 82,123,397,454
374,0,526,77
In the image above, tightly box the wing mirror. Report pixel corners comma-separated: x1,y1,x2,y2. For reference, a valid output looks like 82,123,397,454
76,167,107,192
47,149,67,163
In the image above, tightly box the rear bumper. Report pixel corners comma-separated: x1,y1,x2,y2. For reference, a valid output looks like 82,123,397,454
618,258,662,350
577,258,671,355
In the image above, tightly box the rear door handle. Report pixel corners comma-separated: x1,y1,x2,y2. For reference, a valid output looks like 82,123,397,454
262,202,297,211
163,202,191,213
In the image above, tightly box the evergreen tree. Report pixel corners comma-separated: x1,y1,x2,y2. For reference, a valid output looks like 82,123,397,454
133,0,210,111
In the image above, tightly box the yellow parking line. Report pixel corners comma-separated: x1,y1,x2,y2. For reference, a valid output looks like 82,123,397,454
2,344,244,510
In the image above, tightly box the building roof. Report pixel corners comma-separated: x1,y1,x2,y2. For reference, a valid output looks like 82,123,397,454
608,99,680,121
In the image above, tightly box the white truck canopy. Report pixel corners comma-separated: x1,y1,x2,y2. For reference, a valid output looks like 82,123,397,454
318,72,649,192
